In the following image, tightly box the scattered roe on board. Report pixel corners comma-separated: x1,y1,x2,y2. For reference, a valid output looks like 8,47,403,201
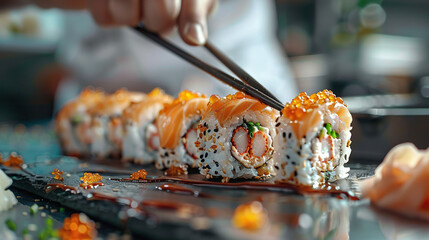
130,169,147,180
0,152,24,167
164,165,188,176
51,169,64,181
281,90,345,121
80,173,103,189
58,213,97,240
232,201,267,231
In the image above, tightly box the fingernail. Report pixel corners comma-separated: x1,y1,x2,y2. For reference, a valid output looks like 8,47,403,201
183,22,206,45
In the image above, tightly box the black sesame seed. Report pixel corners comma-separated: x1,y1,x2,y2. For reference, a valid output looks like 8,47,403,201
286,155,290,159
214,171,218,174
282,132,286,138
207,165,211,169
214,150,217,154
164,152,169,157
171,151,175,155
294,171,297,176
203,122,207,127
214,129,219,132
274,166,279,170
200,154,204,159
303,135,306,139
288,132,292,139
214,161,219,167
205,152,208,158
275,122,281,127
297,151,301,155
201,159,205,162
208,129,211,133
299,145,302,150
275,117,279,122
203,131,206,136
291,161,296,165
217,136,220,139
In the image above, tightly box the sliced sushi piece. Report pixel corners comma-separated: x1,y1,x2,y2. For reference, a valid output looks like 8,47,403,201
273,90,352,188
89,89,146,159
196,92,279,182
56,88,105,157
122,88,173,164
155,90,209,169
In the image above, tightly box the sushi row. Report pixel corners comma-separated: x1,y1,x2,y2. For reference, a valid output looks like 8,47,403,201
56,88,352,187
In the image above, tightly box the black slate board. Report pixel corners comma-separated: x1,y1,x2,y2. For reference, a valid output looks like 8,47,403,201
2,156,377,240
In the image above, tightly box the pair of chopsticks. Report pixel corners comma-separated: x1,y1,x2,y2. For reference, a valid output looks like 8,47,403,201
132,25,284,111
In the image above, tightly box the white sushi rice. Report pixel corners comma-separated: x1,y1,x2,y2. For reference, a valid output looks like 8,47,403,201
273,114,351,187
197,111,276,182
122,122,158,164
91,116,122,158
155,115,201,169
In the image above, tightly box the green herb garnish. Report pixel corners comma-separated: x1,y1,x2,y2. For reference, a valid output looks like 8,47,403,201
59,207,65,213
322,123,339,139
242,121,263,138
30,203,38,216
22,229,29,235
5,219,16,231
71,115,83,125
324,172,332,181
38,218,59,240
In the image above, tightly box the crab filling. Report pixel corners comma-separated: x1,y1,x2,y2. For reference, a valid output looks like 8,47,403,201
232,126,250,155
184,127,199,159
231,122,273,169
250,132,268,158
145,123,160,152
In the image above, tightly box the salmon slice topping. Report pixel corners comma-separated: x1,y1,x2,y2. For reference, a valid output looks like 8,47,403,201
205,92,278,127
156,91,208,149
281,90,351,139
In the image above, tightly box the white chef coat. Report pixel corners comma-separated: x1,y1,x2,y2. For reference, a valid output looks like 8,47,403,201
54,0,297,111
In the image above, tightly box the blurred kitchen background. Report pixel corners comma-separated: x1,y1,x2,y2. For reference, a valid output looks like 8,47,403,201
0,0,428,160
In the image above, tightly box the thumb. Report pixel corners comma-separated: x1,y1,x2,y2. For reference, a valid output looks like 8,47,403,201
178,0,217,46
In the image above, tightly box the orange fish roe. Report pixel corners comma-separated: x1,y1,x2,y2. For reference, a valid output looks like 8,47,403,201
130,169,148,180
232,201,268,231
147,87,164,97
164,165,188,176
58,213,97,240
80,173,103,184
0,152,24,167
281,90,345,121
51,169,64,181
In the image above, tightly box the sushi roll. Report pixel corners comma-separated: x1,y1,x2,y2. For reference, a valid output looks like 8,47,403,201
122,88,173,164
273,90,352,187
56,88,105,157
196,92,279,182
89,89,146,158
155,90,209,169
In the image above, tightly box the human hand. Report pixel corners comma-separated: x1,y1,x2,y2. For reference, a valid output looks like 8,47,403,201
34,0,217,46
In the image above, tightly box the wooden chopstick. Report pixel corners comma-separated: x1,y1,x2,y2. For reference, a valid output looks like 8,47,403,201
133,26,284,111
204,41,283,106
